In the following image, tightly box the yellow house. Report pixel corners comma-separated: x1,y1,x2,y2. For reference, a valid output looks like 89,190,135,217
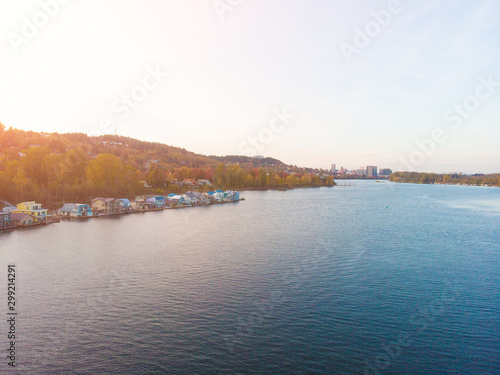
14,201,49,222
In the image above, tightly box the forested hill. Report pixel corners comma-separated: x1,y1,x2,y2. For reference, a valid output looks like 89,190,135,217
0,125,335,204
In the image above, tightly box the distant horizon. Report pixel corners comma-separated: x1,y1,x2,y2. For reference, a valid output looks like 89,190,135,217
4,124,498,176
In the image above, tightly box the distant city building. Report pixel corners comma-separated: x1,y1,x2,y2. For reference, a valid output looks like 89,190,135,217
254,155,264,159
339,166,346,174
330,164,336,173
366,166,378,178
355,168,366,176
379,168,392,176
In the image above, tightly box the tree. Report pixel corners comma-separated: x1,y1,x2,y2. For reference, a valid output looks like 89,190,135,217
86,154,140,196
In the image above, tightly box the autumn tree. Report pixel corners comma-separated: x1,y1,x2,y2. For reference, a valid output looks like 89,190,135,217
86,154,141,196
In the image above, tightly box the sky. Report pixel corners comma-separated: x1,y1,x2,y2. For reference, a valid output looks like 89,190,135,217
1,0,499,173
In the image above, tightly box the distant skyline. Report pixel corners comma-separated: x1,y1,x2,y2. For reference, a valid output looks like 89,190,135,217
1,0,500,174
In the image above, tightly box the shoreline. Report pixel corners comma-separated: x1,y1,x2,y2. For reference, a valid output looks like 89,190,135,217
1,198,244,233
391,181,500,188
52,198,244,220
239,185,335,192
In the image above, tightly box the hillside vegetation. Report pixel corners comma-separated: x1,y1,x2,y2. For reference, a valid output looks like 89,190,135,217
0,124,335,204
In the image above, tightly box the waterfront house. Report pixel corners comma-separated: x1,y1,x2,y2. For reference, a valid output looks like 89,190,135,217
154,196,165,208
225,190,240,201
59,204,93,218
212,190,225,202
10,213,36,227
196,192,209,204
91,198,122,214
131,200,156,211
1,201,16,213
167,194,184,205
117,199,132,212
189,191,209,204
164,199,177,207
181,194,192,205
0,210,14,229
1,202,17,229
13,201,49,222
145,196,165,209
184,192,200,205
202,192,214,203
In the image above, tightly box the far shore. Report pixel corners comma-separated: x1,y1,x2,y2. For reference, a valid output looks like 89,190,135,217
239,185,335,192
391,181,500,188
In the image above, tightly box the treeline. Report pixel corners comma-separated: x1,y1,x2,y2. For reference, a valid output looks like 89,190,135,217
147,164,334,191
0,125,335,204
0,147,143,204
211,164,334,189
389,172,500,187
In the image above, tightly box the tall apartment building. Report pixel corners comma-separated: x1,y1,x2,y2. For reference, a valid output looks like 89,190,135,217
366,166,378,178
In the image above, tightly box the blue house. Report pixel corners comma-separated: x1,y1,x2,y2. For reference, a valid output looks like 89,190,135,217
60,203,93,218
155,196,165,208
146,196,165,208
117,199,132,211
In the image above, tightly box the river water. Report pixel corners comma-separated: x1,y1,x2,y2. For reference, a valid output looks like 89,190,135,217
1,181,499,374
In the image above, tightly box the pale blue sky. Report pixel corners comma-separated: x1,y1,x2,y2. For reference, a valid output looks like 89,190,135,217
1,0,499,173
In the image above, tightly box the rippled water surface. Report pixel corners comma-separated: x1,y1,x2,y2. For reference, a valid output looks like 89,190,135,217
1,181,499,374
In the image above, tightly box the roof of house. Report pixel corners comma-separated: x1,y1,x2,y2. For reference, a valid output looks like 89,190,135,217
60,203,90,212
92,198,115,203
1,201,15,209
60,204,78,212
